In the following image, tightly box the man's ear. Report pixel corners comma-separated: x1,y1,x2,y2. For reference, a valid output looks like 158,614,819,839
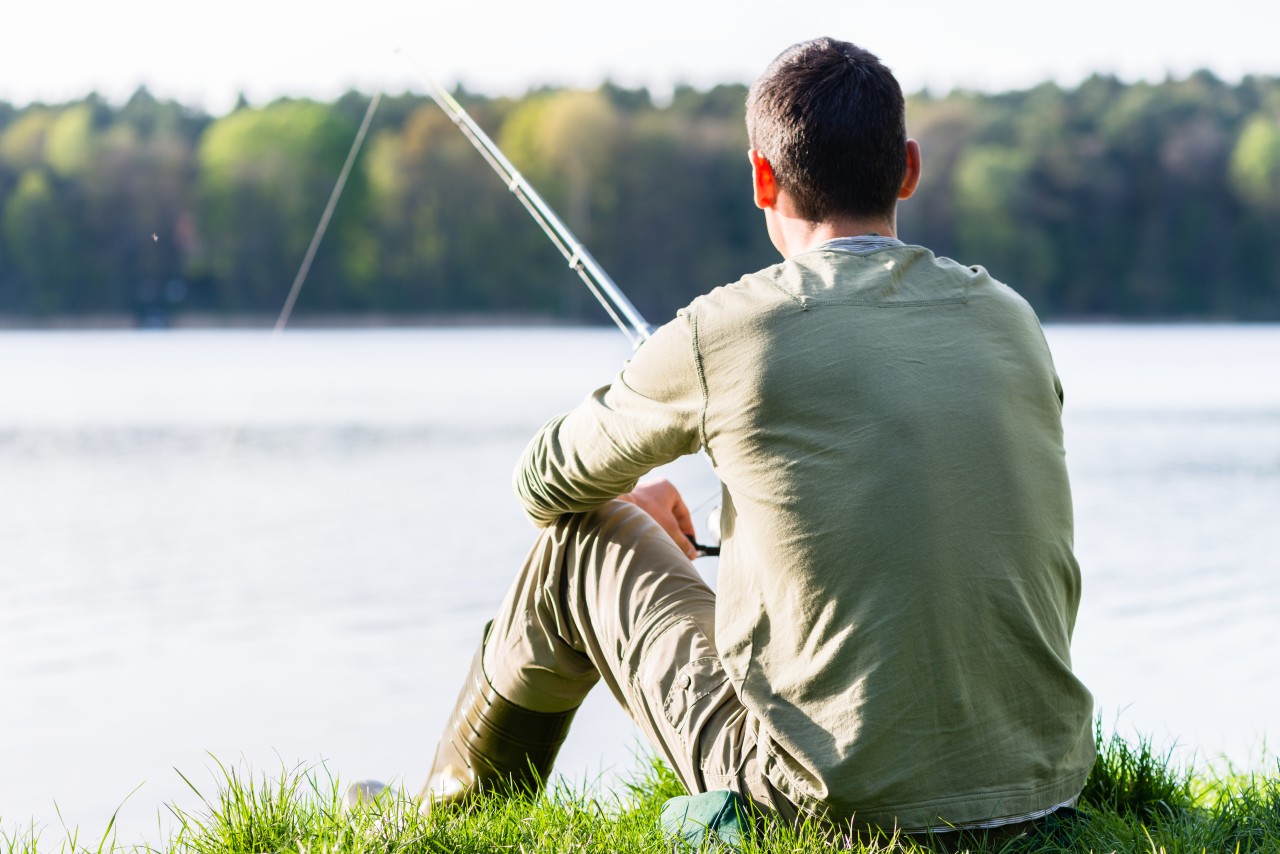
898,139,922,200
749,149,778,209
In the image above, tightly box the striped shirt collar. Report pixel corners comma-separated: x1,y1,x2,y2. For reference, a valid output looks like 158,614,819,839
817,234,905,254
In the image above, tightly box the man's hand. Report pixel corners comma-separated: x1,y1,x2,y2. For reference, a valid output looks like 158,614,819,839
619,478,700,560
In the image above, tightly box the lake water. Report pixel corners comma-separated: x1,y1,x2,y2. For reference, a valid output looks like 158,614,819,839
1,325,1277,846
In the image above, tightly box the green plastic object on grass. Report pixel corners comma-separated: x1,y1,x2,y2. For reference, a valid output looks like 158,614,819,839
660,789,752,850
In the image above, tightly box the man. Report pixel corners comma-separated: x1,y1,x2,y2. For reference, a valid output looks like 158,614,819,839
421,37,1095,839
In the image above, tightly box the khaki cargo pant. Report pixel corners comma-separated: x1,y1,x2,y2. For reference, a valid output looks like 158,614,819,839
482,500,798,821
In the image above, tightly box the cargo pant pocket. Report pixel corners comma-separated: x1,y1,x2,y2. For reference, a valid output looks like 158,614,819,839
626,613,737,792
663,654,729,733
631,616,730,735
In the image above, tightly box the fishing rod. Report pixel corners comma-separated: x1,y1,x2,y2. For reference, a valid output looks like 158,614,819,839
404,58,653,350
406,59,719,556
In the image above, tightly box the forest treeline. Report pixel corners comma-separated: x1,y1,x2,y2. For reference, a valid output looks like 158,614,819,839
1,72,1279,325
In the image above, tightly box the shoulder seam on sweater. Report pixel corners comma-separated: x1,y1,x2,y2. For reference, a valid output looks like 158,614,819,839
687,311,711,455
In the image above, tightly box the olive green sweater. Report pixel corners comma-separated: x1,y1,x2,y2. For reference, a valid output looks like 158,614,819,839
516,244,1095,831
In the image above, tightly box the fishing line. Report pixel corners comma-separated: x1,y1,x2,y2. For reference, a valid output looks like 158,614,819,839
274,92,383,334
219,91,382,458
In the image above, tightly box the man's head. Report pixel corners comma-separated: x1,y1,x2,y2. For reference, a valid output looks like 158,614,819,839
746,38,909,226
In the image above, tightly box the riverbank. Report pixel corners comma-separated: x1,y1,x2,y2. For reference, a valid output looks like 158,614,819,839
6,727,1278,853
0,312,577,330
2,313,1273,330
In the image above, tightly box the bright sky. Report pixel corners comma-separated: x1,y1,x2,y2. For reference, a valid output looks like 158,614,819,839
4,0,1279,113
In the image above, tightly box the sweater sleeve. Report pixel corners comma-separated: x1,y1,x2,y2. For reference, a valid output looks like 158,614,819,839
513,311,705,527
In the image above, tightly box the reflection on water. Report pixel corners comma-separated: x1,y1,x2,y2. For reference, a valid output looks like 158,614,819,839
1,326,1277,845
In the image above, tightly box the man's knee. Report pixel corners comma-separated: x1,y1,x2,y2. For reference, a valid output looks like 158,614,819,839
569,499,663,545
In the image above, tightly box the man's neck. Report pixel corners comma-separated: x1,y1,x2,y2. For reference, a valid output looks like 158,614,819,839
767,208,897,259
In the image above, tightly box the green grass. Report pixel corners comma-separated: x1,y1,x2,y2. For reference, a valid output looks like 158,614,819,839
5,725,1279,853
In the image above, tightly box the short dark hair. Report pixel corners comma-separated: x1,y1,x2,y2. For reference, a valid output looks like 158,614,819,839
746,38,907,223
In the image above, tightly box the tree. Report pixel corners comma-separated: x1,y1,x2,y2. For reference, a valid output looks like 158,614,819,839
1,169,79,313
43,104,96,177
0,109,56,172
193,99,367,312
1230,114,1280,210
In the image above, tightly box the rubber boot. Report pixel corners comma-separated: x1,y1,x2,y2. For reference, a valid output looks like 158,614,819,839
420,625,579,810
